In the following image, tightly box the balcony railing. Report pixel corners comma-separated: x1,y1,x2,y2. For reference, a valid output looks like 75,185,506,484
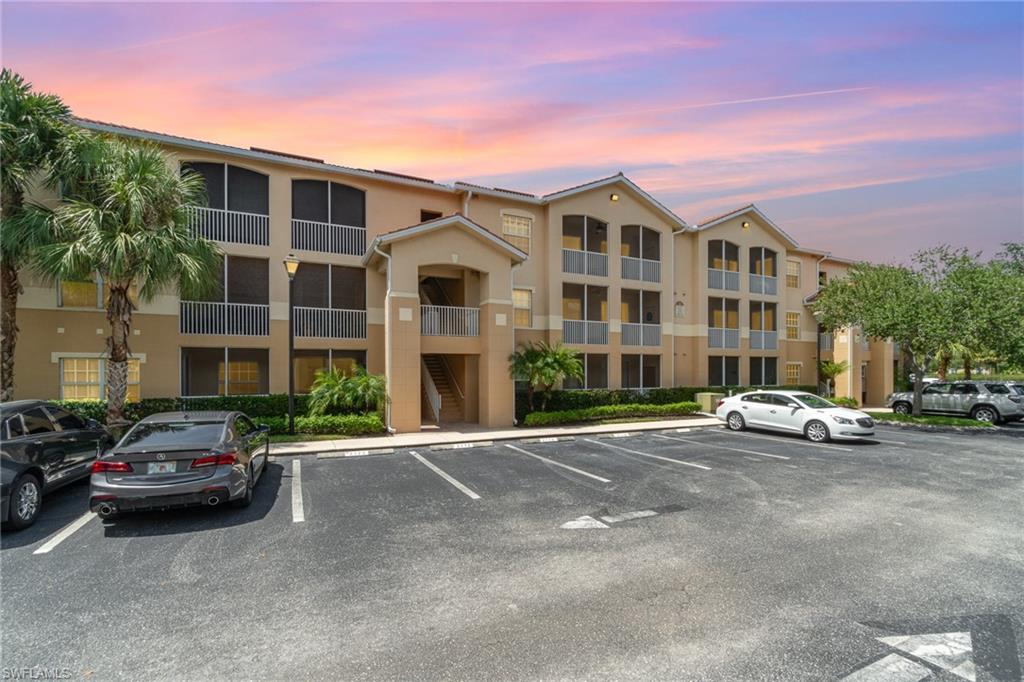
707,268,740,291
562,248,608,277
293,307,367,339
820,332,834,351
621,256,661,283
621,323,661,346
749,330,778,350
421,305,479,337
708,327,740,349
180,301,269,336
562,319,609,345
188,206,269,246
421,359,441,423
291,219,366,256
749,274,778,296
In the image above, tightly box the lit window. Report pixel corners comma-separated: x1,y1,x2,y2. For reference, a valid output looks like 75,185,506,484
60,279,100,308
786,260,801,288
60,357,141,401
220,361,261,395
786,312,800,340
785,362,801,386
502,214,531,254
513,289,532,328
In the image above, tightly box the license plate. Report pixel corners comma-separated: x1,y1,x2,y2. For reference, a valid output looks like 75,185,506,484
147,461,176,474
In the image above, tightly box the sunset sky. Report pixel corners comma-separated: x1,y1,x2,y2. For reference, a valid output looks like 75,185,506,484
3,2,1022,261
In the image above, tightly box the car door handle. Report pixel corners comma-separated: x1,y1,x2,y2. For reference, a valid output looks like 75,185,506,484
33,440,44,446
741,406,748,410
769,410,777,414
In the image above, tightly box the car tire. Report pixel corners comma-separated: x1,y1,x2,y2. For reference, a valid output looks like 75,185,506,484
971,405,999,424
804,420,831,443
231,466,254,509
892,402,912,415
7,473,42,530
726,412,746,431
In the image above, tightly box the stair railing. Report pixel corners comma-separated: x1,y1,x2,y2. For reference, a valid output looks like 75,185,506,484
421,358,441,423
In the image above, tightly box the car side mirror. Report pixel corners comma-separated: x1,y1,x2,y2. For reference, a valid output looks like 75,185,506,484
258,424,271,433
86,418,102,429
786,402,800,409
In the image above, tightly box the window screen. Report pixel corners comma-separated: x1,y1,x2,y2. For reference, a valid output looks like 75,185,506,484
226,257,269,305
183,162,225,209
586,354,608,389
621,355,641,388
330,183,366,227
227,166,269,215
293,263,329,308
292,180,328,222
182,347,224,396
642,355,660,388
331,266,366,311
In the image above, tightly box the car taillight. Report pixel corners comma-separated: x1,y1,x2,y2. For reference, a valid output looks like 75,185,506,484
92,460,133,473
191,452,238,469
716,399,725,408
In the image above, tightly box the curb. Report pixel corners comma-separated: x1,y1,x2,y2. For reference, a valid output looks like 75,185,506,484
873,419,1021,436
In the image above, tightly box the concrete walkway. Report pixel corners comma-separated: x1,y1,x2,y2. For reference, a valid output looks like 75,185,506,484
271,415,725,456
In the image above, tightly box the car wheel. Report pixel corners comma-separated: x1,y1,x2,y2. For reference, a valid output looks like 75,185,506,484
231,466,254,509
971,406,998,423
726,412,746,431
805,420,830,443
7,473,42,530
892,402,912,415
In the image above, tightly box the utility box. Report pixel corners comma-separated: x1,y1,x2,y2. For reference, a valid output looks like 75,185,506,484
695,392,725,413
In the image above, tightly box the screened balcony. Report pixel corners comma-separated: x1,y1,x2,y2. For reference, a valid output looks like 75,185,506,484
291,180,367,256
180,255,269,336
182,162,270,246
291,263,367,339
708,296,740,349
749,300,778,350
749,246,778,295
621,225,661,283
562,215,609,277
621,289,661,346
819,332,834,351
707,239,740,291
562,283,608,344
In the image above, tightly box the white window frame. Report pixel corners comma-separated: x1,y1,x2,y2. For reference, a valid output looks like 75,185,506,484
785,361,802,386
750,300,777,332
57,273,103,309
786,259,801,288
786,311,801,341
563,352,608,390
622,353,661,390
501,210,533,254
59,356,142,401
512,288,533,328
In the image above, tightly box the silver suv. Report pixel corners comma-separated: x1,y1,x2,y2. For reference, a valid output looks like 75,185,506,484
886,381,1024,424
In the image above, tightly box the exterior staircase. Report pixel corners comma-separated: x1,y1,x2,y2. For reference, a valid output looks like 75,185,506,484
422,354,463,423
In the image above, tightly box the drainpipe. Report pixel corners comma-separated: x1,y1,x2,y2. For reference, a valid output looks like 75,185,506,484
813,252,828,392
510,261,521,425
374,245,397,434
462,189,474,217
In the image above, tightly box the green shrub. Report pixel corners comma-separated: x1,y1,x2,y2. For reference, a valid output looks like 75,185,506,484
52,394,318,425
261,413,385,436
831,396,860,408
522,401,702,427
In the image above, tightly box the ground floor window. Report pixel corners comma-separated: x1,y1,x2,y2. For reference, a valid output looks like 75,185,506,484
60,357,141,401
785,362,802,386
749,357,778,386
181,347,269,396
709,356,740,386
292,349,368,392
563,353,607,389
622,354,661,389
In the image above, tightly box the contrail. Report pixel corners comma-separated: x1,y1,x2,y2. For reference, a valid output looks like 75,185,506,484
579,86,875,120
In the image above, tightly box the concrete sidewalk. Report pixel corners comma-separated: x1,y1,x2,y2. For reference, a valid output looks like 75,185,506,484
270,415,725,456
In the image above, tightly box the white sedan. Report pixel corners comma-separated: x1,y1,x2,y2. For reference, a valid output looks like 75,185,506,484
714,390,875,442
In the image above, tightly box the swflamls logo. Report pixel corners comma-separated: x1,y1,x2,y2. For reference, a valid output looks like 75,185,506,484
2,668,74,680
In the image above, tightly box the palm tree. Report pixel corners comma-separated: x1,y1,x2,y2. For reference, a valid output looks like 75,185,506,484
34,137,222,425
308,365,388,417
0,69,72,401
818,360,849,397
509,341,583,412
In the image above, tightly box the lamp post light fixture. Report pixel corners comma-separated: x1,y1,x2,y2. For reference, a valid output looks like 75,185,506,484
283,254,300,435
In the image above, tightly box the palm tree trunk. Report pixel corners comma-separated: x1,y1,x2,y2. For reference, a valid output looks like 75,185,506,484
0,259,21,402
937,352,950,380
105,283,133,426
962,354,972,380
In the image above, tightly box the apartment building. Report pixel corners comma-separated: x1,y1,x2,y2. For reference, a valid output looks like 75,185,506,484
11,119,894,432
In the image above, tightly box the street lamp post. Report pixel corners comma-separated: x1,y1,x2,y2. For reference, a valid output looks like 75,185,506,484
283,254,300,435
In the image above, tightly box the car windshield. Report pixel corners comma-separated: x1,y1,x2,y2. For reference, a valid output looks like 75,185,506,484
793,394,835,409
118,421,224,449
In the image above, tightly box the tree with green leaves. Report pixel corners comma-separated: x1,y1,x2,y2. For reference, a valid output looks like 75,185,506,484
509,341,584,412
0,69,73,401
33,137,222,425
308,366,387,417
817,360,849,397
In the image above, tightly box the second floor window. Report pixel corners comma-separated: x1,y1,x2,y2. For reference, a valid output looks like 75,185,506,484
708,297,739,329
562,215,608,253
786,260,801,288
292,180,366,228
621,225,660,261
59,275,138,309
786,312,801,340
750,301,777,331
293,264,366,310
513,289,532,327
749,247,777,277
502,214,532,254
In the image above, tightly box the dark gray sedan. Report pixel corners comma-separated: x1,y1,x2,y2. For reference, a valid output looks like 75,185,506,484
1,400,112,529
90,411,270,518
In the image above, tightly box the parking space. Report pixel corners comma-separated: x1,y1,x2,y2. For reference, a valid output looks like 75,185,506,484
2,425,1022,680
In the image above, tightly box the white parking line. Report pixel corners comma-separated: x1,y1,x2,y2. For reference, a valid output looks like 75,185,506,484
291,459,305,523
33,512,96,555
708,429,852,452
410,451,481,499
583,438,712,470
651,433,791,460
504,444,612,483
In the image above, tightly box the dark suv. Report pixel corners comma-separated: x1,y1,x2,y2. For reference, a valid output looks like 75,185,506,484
1,401,112,529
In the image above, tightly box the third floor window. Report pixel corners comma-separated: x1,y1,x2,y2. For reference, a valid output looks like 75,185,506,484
182,162,269,215
749,247,777,277
502,214,532,254
707,239,739,272
292,180,366,228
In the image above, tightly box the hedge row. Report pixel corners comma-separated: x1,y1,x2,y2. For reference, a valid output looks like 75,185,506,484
830,396,860,408
261,414,385,436
522,401,702,427
515,385,818,418
53,394,318,423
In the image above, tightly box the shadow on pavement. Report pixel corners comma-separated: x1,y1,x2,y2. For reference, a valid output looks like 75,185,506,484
0,477,91,550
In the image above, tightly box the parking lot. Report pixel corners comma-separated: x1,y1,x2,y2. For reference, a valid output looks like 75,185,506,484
2,425,1022,680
